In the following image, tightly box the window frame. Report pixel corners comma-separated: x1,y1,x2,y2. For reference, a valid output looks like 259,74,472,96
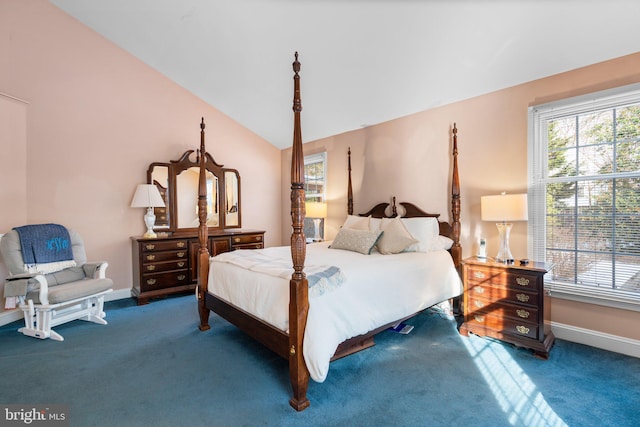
528,83,640,312
304,152,327,202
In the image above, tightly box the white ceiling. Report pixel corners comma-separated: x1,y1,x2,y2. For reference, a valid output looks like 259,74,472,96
50,0,640,149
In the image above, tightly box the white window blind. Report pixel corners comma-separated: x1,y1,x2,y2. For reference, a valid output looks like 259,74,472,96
528,84,640,308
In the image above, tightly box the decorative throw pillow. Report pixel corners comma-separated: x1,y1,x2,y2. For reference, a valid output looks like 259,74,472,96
341,215,370,231
330,228,383,255
377,217,419,255
401,217,440,252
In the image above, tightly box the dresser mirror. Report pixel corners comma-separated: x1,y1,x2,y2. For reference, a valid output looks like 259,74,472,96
146,150,241,234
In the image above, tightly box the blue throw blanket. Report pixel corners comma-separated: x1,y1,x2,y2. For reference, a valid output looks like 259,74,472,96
13,224,74,265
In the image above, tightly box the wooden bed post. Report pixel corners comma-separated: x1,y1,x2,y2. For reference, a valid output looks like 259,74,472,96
450,123,461,271
197,118,211,331
288,52,311,412
347,147,353,216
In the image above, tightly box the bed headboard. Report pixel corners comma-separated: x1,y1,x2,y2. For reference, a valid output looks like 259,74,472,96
345,124,461,269
356,197,454,239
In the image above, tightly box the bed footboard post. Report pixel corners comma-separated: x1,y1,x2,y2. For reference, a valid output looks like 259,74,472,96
197,118,211,331
288,52,311,411
450,123,462,315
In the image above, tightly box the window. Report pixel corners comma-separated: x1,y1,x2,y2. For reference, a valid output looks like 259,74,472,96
304,152,326,202
528,84,640,309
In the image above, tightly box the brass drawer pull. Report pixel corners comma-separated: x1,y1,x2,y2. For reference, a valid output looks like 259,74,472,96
234,237,241,243
177,262,185,268
177,275,186,281
146,265,156,271
176,242,186,248
516,325,530,335
145,244,155,250
473,287,485,294
473,271,486,279
516,277,530,287
255,236,262,241
474,315,485,322
516,309,530,319
146,255,156,261
516,293,530,303
146,279,156,285
474,300,485,308
177,252,186,258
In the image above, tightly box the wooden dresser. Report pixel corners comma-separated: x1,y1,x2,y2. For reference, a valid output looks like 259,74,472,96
131,229,264,304
459,257,555,358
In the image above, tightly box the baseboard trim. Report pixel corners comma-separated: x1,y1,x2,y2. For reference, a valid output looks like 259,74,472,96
0,288,133,327
551,321,640,358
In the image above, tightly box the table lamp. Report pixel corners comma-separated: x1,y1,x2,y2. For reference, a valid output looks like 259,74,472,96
481,193,528,263
306,202,327,242
131,184,166,238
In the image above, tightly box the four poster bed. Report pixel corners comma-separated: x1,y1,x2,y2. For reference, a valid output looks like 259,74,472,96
195,52,462,411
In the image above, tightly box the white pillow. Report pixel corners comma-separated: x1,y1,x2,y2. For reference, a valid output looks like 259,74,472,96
377,217,418,255
330,228,382,255
429,235,454,251
341,215,370,231
400,217,440,252
369,217,382,232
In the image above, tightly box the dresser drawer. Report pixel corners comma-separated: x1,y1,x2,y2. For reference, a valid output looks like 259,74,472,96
141,270,190,291
466,311,539,340
468,283,538,307
467,296,539,323
467,266,540,292
142,260,188,274
231,234,263,246
141,250,187,263
141,240,188,252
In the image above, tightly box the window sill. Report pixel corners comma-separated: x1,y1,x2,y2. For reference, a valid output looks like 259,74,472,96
546,281,640,313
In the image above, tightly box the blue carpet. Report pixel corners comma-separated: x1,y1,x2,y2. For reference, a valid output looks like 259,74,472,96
0,295,638,427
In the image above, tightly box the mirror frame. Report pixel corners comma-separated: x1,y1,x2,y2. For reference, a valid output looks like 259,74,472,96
146,150,241,234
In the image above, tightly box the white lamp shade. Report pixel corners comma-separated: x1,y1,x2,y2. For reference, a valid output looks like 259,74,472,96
481,193,528,222
130,184,165,208
306,202,327,218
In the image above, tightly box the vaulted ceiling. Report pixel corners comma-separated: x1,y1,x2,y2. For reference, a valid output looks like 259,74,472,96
51,0,640,149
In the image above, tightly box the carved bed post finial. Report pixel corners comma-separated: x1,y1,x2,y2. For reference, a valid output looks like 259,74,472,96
450,123,461,270
289,51,310,412
347,147,353,216
391,196,397,218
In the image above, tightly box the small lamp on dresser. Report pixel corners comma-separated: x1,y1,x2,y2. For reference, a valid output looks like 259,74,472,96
131,184,166,238
481,192,528,263
306,202,327,242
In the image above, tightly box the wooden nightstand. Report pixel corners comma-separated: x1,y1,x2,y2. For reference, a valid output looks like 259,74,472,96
459,257,555,358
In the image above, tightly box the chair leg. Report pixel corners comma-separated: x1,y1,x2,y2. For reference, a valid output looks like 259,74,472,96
18,301,64,341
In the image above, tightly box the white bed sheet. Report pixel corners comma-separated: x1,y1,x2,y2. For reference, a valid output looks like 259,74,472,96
208,241,462,382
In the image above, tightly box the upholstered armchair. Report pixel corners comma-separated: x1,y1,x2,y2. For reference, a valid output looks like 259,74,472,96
0,224,113,341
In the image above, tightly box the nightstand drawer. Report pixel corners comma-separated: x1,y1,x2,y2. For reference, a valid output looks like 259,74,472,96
467,266,540,292
468,283,538,307
467,296,539,323
467,312,539,340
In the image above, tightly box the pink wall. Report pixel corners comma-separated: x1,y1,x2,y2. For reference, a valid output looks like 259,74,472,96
283,52,640,342
0,0,282,309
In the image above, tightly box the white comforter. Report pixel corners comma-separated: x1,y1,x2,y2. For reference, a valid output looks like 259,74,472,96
208,241,462,382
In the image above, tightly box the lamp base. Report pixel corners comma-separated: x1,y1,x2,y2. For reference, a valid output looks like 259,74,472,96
312,218,323,242
143,207,158,239
495,222,514,263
